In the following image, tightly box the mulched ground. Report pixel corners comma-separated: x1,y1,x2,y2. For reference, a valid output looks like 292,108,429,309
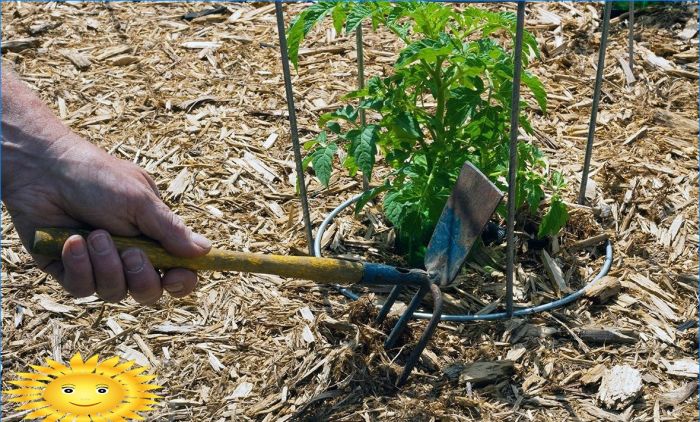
2,2,697,421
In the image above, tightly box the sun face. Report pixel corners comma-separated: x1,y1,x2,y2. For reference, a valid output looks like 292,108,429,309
4,352,161,422
42,372,126,415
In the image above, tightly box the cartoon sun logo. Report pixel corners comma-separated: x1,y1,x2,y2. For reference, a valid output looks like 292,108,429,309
4,352,161,421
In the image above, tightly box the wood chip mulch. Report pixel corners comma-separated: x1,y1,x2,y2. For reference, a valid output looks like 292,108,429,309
2,2,697,421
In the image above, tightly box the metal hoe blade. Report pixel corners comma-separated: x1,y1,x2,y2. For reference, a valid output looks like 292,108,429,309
424,162,503,286
375,161,502,386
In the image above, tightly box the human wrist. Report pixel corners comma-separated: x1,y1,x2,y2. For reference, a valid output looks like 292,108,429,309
1,67,83,198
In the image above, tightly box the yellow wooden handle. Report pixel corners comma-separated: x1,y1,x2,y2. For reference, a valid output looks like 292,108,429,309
32,228,364,285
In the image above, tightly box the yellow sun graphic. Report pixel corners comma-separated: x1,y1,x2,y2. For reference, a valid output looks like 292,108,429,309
3,352,161,421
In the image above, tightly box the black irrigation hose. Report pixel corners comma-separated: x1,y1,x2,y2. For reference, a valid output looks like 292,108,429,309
314,193,614,323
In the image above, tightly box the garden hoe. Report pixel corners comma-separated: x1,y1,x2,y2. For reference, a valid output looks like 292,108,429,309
32,161,503,386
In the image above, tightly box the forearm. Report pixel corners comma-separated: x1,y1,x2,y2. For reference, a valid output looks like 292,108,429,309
2,66,82,197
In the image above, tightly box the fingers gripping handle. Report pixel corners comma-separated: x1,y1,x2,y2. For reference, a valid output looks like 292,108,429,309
32,228,364,285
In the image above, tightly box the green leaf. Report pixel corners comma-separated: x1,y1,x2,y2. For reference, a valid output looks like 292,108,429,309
395,111,422,139
310,143,338,187
343,154,358,177
345,3,374,34
396,36,452,68
522,71,547,113
302,154,314,170
551,171,565,189
331,4,347,35
286,2,336,68
410,3,454,38
304,130,326,151
286,14,306,70
319,105,357,127
521,174,545,214
383,190,406,227
522,31,540,62
326,121,341,134
445,87,482,127
538,196,569,238
351,125,378,179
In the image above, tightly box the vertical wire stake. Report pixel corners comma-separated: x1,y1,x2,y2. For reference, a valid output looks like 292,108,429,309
505,0,527,318
578,0,612,205
275,1,314,252
628,0,635,74
356,25,369,191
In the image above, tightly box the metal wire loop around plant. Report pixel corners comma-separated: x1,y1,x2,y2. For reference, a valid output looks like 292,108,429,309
314,193,614,323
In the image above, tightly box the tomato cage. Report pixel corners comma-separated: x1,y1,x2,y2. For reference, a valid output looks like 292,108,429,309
273,0,621,386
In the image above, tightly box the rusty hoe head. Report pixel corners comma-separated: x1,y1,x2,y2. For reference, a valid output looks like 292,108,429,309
317,159,613,386
345,162,503,386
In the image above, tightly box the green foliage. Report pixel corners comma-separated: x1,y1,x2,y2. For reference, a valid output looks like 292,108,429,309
538,171,569,238
292,2,568,264
286,2,338,69
539,197,569,239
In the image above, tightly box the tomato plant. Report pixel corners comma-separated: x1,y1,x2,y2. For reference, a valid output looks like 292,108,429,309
289,2,568,264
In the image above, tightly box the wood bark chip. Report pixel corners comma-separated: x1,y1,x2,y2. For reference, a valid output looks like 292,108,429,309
61,49,91,70
36,294,77,314
661,358,699,378
107,55,140,66
1,37,39,52
95,45,133,60
29,21,61,35
660,381,697,406
176,95,219,112
567,232,609,251
596,365,643,411
575,326,638,344
621,126,647,146
679,19,698,40
616,55,635,85
654,109,699,134
584,275,621,303
181,41,222,49
454,361,515,386
167,168,191,198
298,45,349,57
580,403,630,422
541,250,570,295
580,363,607,386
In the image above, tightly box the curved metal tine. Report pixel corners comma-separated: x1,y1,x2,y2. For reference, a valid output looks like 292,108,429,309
385,286,427,349
375,285,403,325
396,283,443,387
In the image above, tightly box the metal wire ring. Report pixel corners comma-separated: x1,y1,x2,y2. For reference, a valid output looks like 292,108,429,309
314,193,614,322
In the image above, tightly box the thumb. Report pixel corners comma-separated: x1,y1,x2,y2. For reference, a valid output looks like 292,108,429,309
135,196,211,258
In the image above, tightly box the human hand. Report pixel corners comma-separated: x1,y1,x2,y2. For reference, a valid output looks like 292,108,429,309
2,68,211,304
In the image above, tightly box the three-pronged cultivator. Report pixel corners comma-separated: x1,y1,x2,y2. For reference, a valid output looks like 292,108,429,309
31,161,502,387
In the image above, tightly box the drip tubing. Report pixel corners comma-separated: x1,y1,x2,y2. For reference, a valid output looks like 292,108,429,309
314,193,614,322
